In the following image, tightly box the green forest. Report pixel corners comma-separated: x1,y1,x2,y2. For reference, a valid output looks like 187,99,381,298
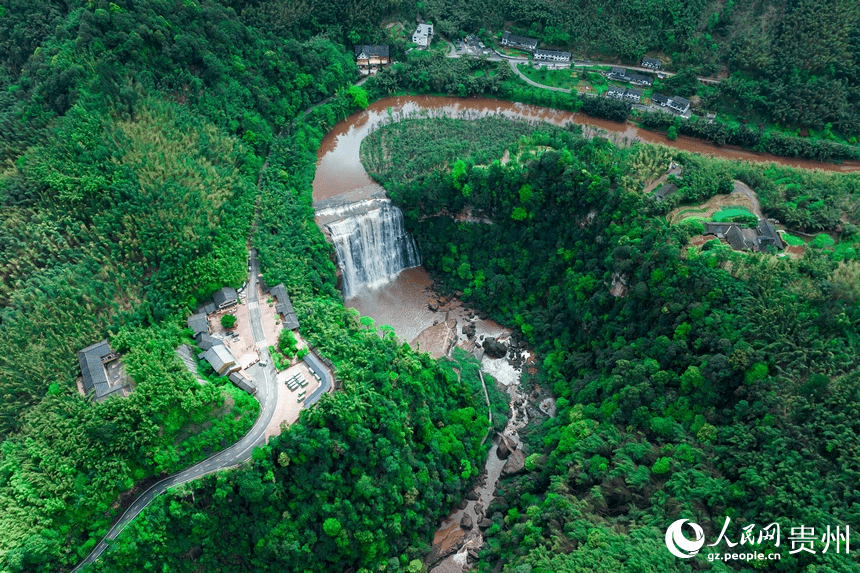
1,0,859,572
363,117,860,571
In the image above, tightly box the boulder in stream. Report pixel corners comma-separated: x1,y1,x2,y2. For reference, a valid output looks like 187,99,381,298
502,450,525,476
482,337,507,358
466,490,479,501
478,518,494,530
460,514,473,530
497,435,517,460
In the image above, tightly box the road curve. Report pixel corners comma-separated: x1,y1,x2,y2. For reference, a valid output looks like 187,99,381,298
72,251,280,572
507,60,571,93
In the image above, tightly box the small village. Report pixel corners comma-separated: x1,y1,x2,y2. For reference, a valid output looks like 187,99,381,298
355,23,701,119
77,251,336,439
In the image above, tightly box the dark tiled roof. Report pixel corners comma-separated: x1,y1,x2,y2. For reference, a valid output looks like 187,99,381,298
670,96,690,109
623,88,642,99
502,31,538,49
195,332,219,351
534,49,571,59
202,344,237,375
704,222,736,237
270,283,299,330
229,372,257,395
642,57,662,68
213,287,238,308
187,313,209,335
196,301,216,316
628,73,652,85
654,182,677,200
610,66,627,76
757,220,784,249
354,44,389,58
78,340,112,398
652,93,670,104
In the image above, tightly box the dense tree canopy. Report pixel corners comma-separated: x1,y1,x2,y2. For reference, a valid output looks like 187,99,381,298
364,117,860,572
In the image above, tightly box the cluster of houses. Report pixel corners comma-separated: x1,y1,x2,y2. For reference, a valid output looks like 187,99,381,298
652,93,691,114
703,220,785,252
456,35,491,56
501,31,571,62
185,283,298,396
606,86,642,102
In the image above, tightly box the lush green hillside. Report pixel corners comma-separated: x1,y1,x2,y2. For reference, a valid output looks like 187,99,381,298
0,0,372,570
2,0,859,572
365,118,860,572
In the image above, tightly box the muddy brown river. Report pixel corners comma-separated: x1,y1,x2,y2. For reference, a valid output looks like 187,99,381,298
314,96,859,205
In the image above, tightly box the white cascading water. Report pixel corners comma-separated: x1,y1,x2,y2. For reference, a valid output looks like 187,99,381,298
325,199,421,298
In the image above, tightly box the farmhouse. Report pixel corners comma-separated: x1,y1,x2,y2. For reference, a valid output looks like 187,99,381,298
703,220,785,252
608,67,628,80
652,92,671,106
627,72,653,87
653,182,678,202
606,86,625,99
202,344,241,376
213,286,238,309
77,340,131,401
195,332,219,351
354,45,389,73
501,31,538,51
534,49,571,62
668,96,690,114
623,88,642,102
641,57,662,70
412,23,433,47
187,312,209,336
229,371,257,395
269,283,299,330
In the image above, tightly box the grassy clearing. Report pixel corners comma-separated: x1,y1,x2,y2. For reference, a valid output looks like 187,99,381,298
712,207,755,221
782,233,805,246
517,63,578,90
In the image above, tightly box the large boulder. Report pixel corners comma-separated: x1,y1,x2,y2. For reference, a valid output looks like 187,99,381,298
482,337,507,358
478,518,494,530
496,435,517,460
502,450,525,476
497,440,510,460
460,513,473,530
466,490,479,501
463,322,477,339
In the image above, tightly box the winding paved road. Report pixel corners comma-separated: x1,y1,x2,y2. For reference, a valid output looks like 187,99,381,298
72,251,280,572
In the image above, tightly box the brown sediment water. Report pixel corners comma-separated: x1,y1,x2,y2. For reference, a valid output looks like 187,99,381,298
313,96,860,204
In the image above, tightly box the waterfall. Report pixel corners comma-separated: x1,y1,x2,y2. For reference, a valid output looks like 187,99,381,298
325,200,421,298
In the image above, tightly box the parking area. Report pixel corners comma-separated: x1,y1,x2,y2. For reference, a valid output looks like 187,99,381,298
266,362,321,439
